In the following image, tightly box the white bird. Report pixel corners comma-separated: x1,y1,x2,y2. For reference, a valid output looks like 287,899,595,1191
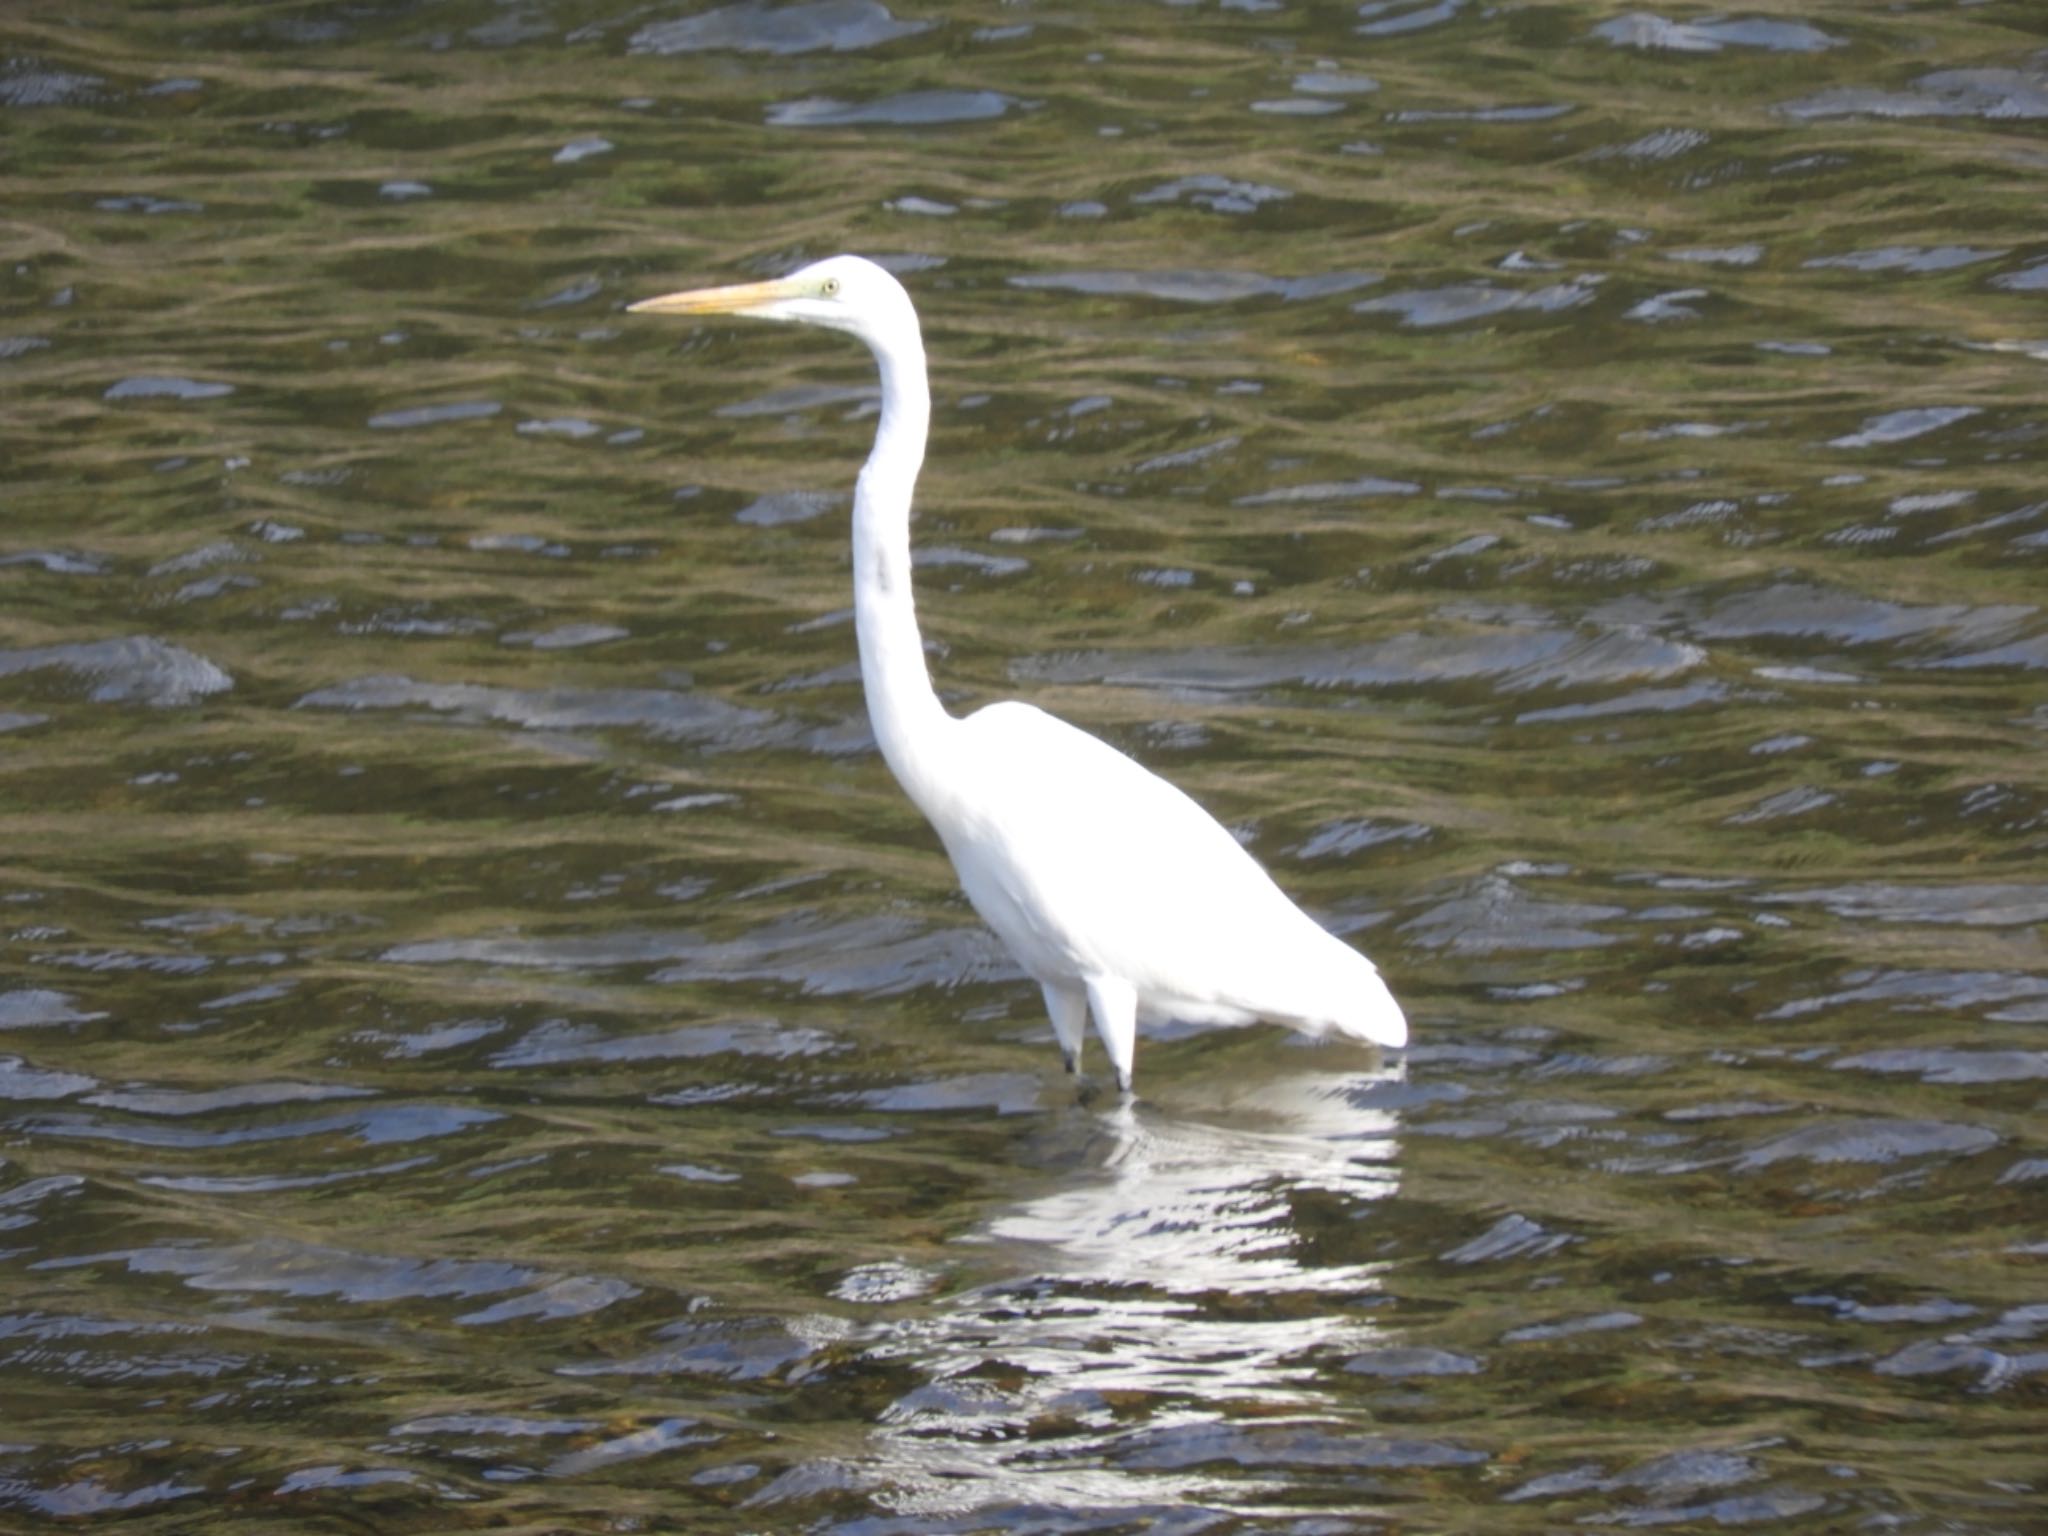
631,255,1407,1092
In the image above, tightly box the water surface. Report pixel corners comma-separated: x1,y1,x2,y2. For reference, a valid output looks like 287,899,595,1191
3,1,2045,1530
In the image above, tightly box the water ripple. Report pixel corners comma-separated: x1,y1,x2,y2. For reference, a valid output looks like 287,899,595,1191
1014,621,1702,698
1354,275,1603,328
631,1,929,56
0,637,232,707
1783,68,2048,122
1011,269,1380,304
295,674,782,746
38,1238,568,1307
767,90,1020,127
1732,1118,1999,1170
1595,14,1842,53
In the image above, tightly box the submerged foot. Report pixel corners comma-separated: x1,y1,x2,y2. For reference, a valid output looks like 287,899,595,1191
1071,1072,1137,1109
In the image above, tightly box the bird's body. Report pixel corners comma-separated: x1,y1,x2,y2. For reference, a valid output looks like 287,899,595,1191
929,699,1405,1046
633,255,1406,1090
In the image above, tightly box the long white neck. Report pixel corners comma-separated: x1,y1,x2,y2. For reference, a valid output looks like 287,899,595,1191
852,318,953,812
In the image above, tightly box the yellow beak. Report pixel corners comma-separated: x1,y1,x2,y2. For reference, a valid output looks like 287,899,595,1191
627,277,800,317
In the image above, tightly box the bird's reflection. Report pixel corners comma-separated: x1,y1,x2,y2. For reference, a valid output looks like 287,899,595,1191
985,1059,1403,1296
852,1054,1407,1517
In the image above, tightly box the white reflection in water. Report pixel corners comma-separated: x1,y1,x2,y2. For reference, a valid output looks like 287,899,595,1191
986,1065,1402,1295
852,1059,1406,1517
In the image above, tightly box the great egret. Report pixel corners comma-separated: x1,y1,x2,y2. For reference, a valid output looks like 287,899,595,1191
631,255,1407,1092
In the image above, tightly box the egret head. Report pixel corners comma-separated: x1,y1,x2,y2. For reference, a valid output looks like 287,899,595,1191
629,254,912,343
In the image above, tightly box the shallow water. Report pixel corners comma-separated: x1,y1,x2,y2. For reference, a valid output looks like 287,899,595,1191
3,1,2045,1530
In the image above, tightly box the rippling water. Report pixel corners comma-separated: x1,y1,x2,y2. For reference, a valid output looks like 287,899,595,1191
4,1,2045,1529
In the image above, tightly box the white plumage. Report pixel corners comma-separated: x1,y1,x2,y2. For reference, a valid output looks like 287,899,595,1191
632,255,1406,1091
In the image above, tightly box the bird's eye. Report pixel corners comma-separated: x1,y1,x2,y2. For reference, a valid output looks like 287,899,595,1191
821,277,841,296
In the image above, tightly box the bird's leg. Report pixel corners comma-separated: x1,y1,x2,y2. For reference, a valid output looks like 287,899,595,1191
1041,982,1088,1075
1082,974,1138,1095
